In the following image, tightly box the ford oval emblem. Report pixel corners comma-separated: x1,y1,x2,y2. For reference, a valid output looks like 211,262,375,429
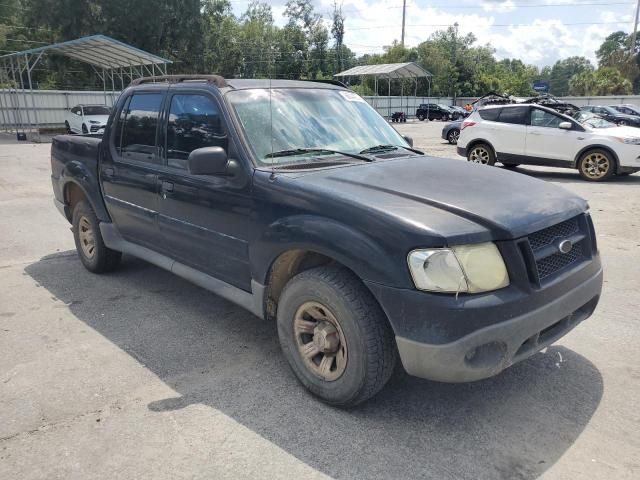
559,240,573,254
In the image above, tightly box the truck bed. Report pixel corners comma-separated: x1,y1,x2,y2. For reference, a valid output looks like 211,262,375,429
50,134,104,221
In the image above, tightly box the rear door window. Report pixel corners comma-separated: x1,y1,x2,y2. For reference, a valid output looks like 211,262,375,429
119,93,164,163
497,106,529,125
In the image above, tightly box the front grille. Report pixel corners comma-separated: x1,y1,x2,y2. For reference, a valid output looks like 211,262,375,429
525,215,590,283
528,217,579,251
536,243,584,280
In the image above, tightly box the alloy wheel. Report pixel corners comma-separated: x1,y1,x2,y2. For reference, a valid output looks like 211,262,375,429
294,301,347,381
582,152,610,179
78,216,96,259
469,146,490,164
449,130,460,144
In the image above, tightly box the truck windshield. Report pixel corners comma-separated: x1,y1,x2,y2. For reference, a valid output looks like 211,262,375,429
227,88,408,165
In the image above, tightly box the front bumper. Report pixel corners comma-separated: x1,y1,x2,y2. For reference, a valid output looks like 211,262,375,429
456,146,467,157
366,260,602,383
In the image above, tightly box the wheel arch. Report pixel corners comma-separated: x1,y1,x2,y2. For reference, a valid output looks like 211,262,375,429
573,144,620,171
466,138,497,158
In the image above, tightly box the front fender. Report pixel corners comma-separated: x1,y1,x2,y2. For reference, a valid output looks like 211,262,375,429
251,214,412,289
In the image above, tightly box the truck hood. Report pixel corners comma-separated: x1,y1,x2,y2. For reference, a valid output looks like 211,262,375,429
289,156,588,243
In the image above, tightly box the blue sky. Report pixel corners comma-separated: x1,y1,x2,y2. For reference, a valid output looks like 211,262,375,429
231,0,637,68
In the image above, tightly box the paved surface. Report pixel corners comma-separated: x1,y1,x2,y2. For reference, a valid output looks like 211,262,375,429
1,123,639,479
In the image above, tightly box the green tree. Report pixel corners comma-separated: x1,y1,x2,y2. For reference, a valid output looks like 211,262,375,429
547,57,594,96
569,67,632,95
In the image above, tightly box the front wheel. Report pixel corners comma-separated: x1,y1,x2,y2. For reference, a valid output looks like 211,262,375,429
578,149,615,181
81,124,88,134
417,114,425,121
277,266,397,407
618,120,629,126
72,201,121,273
65,121,72,134
447,128,460,145
467,143,496,166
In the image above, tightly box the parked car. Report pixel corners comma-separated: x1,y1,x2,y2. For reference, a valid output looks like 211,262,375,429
457,104,640,181
64,104,111,134
449,105,470,118
609,104,640,117
416,103,456,121
51,75,602,406
442,120,462,144
390,111,406,122
580,105,640,127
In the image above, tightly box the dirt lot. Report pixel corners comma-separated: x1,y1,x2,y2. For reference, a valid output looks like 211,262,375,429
1,123,639,480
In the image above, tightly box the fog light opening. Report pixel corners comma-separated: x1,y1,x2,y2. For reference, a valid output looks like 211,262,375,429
464,341,507,369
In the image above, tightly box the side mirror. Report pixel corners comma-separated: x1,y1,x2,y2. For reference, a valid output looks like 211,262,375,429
558,122,573,130
403,135,414,147
188,146,228,175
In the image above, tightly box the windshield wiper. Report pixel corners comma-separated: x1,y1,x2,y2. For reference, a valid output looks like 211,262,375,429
265,148,373,162
359,144,423,155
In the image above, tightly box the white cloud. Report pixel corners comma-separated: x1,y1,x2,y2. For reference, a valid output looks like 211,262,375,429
481,1,516,13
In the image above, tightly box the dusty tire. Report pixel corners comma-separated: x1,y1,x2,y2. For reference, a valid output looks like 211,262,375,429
467,143,496,166
82,124,88,134
578,149,615,181
447,129,460,145
618,120,629,126
417,114,425,121
72,200,121,273
277,266,397,407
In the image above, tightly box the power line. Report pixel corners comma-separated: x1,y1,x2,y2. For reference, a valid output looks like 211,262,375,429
348,21,634,31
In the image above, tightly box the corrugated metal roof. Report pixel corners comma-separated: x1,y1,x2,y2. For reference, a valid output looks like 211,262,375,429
334,63,431,79
0,35,171,69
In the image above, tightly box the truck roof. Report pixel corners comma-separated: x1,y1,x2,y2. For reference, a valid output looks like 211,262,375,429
128,75,346,92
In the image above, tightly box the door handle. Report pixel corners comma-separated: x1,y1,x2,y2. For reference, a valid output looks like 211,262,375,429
161,181,174,193
103,167,114,177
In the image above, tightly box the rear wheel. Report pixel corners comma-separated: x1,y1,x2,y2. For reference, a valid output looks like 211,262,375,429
65,121,72,134
447,128,460,145
618,120,629,126
72,201,121,273
467,143,496,166
417,114,425,121
277,266,396,407
578,149,615,181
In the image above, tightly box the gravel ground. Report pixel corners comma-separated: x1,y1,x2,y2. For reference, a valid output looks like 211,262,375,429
1,124,639,480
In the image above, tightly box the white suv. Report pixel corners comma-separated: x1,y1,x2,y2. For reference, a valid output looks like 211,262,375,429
457,104,640,181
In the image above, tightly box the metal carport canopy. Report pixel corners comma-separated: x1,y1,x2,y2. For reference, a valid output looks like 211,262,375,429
0,34,172,70
334,63,431,79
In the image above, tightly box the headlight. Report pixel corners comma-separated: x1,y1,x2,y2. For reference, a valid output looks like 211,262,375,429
408,242,509,294
617,137,640,145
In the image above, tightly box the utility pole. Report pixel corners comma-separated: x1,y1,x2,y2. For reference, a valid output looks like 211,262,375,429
451,22,459,102
632,0,640,54
401,0,406,47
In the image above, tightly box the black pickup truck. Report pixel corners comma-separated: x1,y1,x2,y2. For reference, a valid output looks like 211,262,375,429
51,75,603,406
